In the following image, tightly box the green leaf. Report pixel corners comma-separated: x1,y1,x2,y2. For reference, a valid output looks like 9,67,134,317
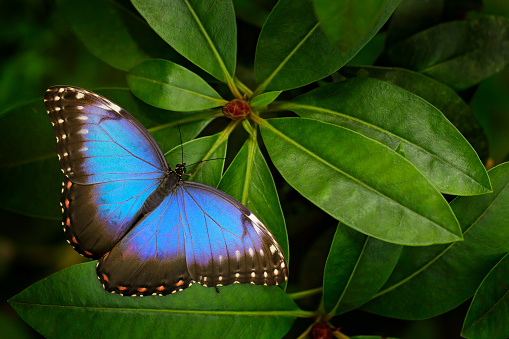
384,0,443,45
131,0,236,83
362,162,509,319
254,0,344,93
340,66,490,161
218,136,289,262
165,132,228,188
127,59,227,111
259,117,461,246
461,252,509,339
232,0,270,28
55,0,179,71
313,0,400,54
0,99,60,218
8,262,302,339
250,91,282,108
284,77,491,196
385,15,509,90
323,223,402,316
395,142,406,158
0,89,211,219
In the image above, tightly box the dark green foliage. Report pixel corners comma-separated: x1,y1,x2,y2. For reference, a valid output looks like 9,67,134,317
2,0,509,338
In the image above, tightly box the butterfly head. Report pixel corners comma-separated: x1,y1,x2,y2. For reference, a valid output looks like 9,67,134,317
175,163,187,177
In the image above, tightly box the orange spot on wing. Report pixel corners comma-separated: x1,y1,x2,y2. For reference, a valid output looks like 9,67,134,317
71,236,77,244
176,280,185,287
102,274,109,282
66,181,72,189
65,199,69,208
84,251,93,256
103,252,109,260
66,218,70,226
156,285,165,291
138,287,147,293
118,286,127,291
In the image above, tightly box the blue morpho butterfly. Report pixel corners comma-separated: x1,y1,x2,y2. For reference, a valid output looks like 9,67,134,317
44,86,288,296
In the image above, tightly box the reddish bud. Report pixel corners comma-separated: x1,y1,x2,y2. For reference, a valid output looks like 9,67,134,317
222,97,250,120
311,322,332,339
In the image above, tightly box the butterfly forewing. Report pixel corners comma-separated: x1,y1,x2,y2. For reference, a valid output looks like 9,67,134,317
45,86,167,258
44,86,167,184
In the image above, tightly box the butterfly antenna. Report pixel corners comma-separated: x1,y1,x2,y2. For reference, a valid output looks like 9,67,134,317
184,158,226,177
178,123,184,166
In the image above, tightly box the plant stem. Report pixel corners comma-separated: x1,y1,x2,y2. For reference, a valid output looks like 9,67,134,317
235,77,253,97
287,287,323,300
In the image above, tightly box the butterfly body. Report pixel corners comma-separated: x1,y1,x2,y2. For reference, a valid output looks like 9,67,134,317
44,86,288,296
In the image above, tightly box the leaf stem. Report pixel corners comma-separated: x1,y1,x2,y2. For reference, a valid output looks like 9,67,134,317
235,77,253,97
287,287,323,300
189,119,239,181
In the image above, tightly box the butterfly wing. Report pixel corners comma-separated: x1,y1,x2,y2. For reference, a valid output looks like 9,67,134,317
45,86,168,257
97,178,288,296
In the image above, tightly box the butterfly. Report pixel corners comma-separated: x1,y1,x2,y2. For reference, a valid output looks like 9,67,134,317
44,86,288,296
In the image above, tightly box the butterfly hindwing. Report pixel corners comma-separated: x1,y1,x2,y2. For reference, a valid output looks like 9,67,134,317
181,182,288,287
61,177,160,258
97,177,288,296
46,86,167,257
97,189,192,296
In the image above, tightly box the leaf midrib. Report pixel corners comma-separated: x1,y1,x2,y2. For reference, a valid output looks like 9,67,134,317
255,22,321,95
287,102,487,192
371,179,509,299
128,73,225,103
264,120,456,234
9,300,305,317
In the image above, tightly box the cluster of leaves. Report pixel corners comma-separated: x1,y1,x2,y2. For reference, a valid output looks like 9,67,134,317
2,0,509,338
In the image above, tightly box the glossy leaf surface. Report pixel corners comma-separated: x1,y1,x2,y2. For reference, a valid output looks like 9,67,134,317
363,162,509,319
313,0,400,53
254,0,344,93
250,91,282,108
285,78,491,196
385,15,509,90
8,262,301,339
132,0,236,83
340,66,489,161
56,0,179,71
323,223,402,315
259,117,461,246
127,59,226,111
462,252,509,339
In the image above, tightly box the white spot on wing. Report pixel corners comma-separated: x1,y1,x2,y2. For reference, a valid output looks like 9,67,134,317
77,128,89,134
110,102,122,113
77,115,88,120
76,92,85,99
249,248,254,257
270,245,277,254
235,250,240,261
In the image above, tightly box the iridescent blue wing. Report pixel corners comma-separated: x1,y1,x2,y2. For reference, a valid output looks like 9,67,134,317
45,86,167,258
97,178,288,296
